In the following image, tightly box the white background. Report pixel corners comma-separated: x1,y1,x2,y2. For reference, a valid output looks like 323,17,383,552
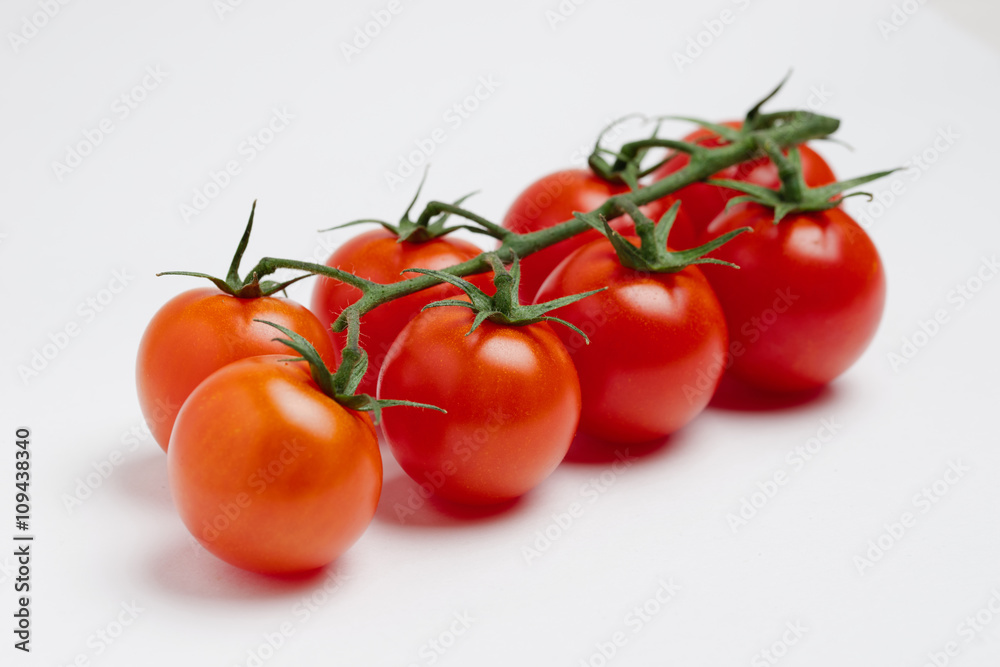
2,0,1000,665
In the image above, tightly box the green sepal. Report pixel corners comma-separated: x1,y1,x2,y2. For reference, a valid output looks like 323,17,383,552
589,115,711,183
407,253,604,342
636,73,796,178
155,270,233,294
649,71,794,156
744,71,792,130
576,201,747,273
158,201,312,298
321,170,495,243
587,113,646,182
254,273,315,296
333,393,445,426
255,318,444,424
710,145,899,224
256,319,338,397
226,199,256,285
658,116,744,143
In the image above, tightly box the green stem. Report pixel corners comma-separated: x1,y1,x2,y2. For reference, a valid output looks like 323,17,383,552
250,258,377,291
243,109,840,331
760,138,805,201
413,201,512,240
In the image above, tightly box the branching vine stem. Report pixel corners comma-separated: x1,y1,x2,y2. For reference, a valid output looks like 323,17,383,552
244,110,840,331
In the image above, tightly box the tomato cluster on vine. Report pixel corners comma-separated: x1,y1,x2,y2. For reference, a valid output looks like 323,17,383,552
135,82,891,574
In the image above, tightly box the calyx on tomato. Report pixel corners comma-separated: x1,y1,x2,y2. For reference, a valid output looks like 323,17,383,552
158,201,311,298
328,171,497,244
710,143,897,224
255,316,443,423
407,253,604,340
588,72,836,196
575,200,749,274
587,74,806,187
586,115,678,190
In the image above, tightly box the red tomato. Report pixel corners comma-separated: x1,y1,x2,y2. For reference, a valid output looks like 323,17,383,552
168,355,381,574
136,288,337,452
697,202,886,392
535,237,728,443
310,229,491,397
646,121,836,249
501,169,683,301
377,305,581,505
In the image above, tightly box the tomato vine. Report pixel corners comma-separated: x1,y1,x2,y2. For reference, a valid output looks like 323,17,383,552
245,109,841,349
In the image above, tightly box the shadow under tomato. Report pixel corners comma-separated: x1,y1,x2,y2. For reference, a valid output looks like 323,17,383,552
110,447,174,512
149,536,348,601
561,430,679,466
707,374,837,413
374,473,528,529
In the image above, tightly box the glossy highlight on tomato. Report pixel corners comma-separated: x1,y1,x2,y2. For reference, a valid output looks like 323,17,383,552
698,202,886,392
536,237,728,443
377,304,581,505
168,355,381,574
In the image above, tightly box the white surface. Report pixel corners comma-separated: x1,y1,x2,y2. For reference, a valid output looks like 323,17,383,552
2,1,999,665
938,0,1000,51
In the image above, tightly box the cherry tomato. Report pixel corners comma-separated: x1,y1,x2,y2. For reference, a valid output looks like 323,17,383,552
501,169,682,301
136,288,337,452
535,237,728,443
697,202,886,392
310,229,491,396
646,121,836,249
377,305,581,505
168,355,381,574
